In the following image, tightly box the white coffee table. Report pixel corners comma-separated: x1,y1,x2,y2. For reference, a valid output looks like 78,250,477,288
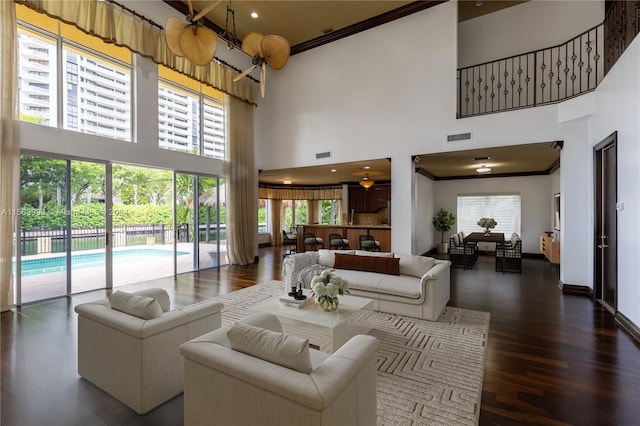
250,292,375,353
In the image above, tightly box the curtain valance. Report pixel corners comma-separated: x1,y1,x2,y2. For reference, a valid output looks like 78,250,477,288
259,186,342,200
17,0,256,105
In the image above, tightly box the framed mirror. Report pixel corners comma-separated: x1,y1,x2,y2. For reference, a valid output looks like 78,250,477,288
554,193,560,231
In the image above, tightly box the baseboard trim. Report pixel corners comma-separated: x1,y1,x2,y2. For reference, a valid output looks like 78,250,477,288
615,311,640,346
558,281,594,298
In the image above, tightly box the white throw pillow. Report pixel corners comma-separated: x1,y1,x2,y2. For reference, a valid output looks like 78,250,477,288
227,322,313,373
354,250,393,258
318,249,355,267
394,253,436,278
109,291,163,320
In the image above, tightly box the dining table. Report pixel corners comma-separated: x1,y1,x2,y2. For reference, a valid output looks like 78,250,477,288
463,232,507,273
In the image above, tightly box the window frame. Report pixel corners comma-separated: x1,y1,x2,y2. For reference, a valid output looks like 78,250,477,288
16,20,134,141
456,193,522,237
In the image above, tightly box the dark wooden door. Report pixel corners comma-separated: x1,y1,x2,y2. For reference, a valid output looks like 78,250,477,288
594,132,617,314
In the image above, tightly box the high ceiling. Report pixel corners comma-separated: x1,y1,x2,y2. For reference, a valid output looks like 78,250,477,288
169,1,525,54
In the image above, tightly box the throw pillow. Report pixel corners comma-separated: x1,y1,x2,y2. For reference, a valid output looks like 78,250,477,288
354,250,394,258
227,322,313,373
394,253,436,278
318,249,356,267
109,291,163,320
334,253,400,275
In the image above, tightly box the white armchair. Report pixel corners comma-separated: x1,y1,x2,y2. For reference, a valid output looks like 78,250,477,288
74,288,223,414
180,312,378,426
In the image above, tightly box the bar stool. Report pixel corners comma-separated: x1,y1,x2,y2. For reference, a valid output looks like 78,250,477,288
328,233,350,250
359,234,381,251
303,232,324,251
282,229,297,257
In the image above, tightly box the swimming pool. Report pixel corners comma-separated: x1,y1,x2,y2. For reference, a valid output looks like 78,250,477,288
19,249,189,276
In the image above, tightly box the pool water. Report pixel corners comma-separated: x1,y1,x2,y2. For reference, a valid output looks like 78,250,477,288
19,249,188,276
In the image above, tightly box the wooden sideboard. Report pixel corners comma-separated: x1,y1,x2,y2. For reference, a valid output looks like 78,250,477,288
297,224,391,253
540,235,560,264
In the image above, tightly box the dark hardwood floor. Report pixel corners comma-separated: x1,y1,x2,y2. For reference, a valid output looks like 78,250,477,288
2,246,639,425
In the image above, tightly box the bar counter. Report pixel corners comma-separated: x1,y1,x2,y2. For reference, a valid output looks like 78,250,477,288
296,224,391,253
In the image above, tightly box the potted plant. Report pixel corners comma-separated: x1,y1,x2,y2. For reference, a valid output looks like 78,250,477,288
432,208,456,254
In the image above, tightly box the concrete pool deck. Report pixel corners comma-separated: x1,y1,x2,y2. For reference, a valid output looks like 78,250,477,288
14,242,228,304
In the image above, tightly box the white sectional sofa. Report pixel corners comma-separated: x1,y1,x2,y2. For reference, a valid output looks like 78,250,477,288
283,249,451,321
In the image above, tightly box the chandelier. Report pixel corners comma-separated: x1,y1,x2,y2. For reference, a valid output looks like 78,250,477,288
359,174,374,189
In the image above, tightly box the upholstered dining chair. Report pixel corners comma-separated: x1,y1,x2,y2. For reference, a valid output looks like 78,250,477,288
358,234,381,251
328,233,350,250
303,232,324,251
495,233,522,273
449,233,477,269
282,229,297,257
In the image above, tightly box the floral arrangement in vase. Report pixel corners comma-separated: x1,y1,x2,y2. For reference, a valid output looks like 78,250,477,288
477,217,497,235
311,270,349,312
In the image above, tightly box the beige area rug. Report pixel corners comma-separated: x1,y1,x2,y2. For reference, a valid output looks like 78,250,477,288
212,281,490,426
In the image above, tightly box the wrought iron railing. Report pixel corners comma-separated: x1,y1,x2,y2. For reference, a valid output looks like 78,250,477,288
457,24,604,118
19,224,187,255
457,1,640,118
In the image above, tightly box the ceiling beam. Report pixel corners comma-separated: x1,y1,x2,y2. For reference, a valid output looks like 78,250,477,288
290,1,447,55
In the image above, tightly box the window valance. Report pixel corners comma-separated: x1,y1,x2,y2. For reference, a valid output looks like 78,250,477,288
259,186,342,200
16,0,256,105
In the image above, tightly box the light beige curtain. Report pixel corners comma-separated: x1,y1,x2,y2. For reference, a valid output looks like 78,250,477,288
258,186,342,200
224,94,256,265
270,199,283,246
18,0,256,105
1,0,19,311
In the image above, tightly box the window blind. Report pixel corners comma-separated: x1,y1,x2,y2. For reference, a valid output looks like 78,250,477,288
457,194,521,236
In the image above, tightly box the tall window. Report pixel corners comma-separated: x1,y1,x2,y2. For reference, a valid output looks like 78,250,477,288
158,66,225,159
320,200,340,224
16,4,133,141
457,194,522,236
258,199,269,233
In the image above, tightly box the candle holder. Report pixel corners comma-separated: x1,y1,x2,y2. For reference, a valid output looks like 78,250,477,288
294,286,307,300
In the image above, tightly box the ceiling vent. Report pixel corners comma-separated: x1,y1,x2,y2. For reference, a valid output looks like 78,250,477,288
446,132,472,143
316,151,331,159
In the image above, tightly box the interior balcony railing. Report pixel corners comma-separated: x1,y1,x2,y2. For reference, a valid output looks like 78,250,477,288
457,1,640,118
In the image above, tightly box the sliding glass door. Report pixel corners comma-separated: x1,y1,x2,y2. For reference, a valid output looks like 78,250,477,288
175,172,226,274
69,160,107,294
111,164,175,287
16,155,226,304
19,155,68,303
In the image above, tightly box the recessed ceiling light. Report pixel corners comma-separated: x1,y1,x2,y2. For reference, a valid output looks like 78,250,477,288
282,179,292,185
363,166,371,170
330,169,337,172
250,11,259,19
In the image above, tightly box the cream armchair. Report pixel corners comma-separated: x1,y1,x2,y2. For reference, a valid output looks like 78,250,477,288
74,288,223,414
180,312,378,426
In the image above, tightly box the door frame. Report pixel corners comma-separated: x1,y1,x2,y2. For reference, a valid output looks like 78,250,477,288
593,131,617,312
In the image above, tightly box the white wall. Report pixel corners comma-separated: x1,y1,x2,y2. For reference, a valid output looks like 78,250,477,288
433,175,552,254
414,172,435,255
458,0,603,68
586,35,640,328
255,1,575,255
